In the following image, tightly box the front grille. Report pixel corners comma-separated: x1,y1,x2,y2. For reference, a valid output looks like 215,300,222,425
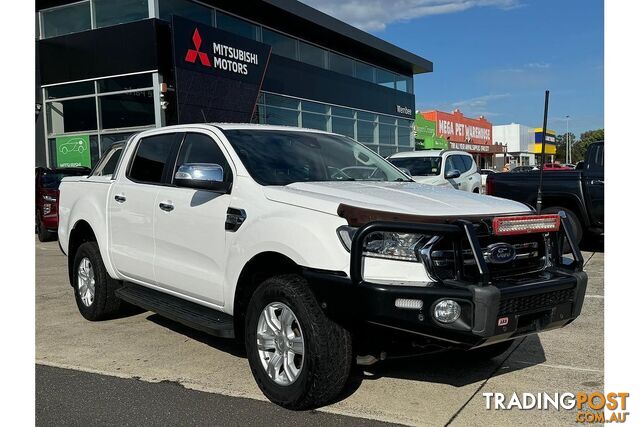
426,233,546,282
498,288,574,316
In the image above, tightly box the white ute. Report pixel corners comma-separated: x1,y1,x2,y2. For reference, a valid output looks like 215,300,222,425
58,124,588,409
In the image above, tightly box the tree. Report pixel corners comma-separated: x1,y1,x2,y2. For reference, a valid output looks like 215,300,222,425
555,132,576,163
571,129,604,162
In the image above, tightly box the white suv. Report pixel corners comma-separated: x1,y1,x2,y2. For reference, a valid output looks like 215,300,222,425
388,150,482,193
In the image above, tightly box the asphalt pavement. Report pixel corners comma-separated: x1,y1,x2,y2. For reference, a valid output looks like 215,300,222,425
35,236,604,426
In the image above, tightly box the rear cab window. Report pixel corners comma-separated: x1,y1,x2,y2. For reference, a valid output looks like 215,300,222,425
127,133,179,184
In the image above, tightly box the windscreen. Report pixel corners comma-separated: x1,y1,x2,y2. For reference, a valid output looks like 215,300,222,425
223,130,409,186
388,157,441,176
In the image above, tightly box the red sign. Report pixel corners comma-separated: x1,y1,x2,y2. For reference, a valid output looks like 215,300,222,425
185,28,211,67
422,109,492,145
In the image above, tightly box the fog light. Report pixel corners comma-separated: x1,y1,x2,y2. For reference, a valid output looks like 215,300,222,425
433,299,461,323
395,298,423,310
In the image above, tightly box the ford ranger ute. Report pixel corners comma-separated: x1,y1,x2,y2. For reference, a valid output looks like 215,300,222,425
58,124,587,410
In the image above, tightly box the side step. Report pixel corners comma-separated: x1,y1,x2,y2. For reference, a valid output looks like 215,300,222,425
116,283,235,339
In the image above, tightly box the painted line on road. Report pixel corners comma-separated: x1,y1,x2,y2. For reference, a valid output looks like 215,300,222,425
510,360,603,373
585,294,604,299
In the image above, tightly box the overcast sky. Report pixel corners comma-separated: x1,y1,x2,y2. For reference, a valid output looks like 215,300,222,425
300,0,604,135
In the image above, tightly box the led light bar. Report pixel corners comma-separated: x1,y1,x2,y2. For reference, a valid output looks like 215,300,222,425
493,214,560,236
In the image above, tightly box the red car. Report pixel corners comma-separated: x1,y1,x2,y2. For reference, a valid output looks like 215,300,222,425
542,163,573,171
36,167,90,241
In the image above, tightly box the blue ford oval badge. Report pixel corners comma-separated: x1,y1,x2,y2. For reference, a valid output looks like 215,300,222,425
485,243,517,264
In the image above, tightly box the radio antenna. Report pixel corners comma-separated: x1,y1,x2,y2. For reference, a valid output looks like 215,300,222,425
536,90,550,214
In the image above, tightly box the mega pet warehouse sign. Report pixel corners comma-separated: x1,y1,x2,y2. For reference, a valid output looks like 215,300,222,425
55,135,91,168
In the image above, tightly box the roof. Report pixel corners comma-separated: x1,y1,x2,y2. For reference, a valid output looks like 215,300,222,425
36,0,432,76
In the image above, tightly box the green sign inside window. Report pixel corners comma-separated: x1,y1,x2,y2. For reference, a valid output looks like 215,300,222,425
55,135,91,168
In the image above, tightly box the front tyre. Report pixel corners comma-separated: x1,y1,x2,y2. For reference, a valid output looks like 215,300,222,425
245,274,352,410
72,241,122,321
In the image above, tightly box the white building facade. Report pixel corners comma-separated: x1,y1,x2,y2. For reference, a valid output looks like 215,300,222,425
492,123,536,169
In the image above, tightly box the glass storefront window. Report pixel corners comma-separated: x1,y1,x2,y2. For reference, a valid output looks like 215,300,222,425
264,93,299,110
396,75,414,93
299,41,326,68
159,0,214,25
379,123,396,145
332,117,355,139
216,11,259,40
262,28,297,60
46,81,95,100
332,107,355,118
94,0,149,28
357,111,376,122
379,145,397,157
357,121,376,144
98,74,153,93
379,115,397,125
41,1,91,38
376,68,396,89
354,61,375,83
302,113,328,131
329,52,353,77
100,132,134,153
100,90,155,129
265,107,298,126
301,101,328,114
47,98,97,134
398,126,412,146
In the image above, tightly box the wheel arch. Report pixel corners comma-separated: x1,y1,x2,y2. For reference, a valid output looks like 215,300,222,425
232,251,301,337
67,220,99,286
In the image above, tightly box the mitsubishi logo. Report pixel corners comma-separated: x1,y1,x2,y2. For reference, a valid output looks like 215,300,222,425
185,28,211,67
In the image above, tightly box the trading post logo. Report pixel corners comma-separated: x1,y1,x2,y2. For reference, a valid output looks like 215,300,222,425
483,392,630,423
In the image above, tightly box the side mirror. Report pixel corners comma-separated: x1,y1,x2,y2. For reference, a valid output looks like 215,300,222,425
174,163,231,192
445,169,461,179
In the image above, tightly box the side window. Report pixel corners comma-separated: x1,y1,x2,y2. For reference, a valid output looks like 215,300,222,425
174,133,233,183
91,146,123,178
444,155,456,173
128,133,176,184
446,155,467,173
461,155,473,173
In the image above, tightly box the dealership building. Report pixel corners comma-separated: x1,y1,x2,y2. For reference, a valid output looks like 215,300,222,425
35,0,433,168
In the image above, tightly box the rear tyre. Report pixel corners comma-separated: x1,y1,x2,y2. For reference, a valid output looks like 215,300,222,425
542,206,583,246
36,216,55,242
72,241,122,321
245,274,352,410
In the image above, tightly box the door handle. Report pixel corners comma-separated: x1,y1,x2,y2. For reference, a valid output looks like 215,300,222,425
159,201,174,212
114,194,126,203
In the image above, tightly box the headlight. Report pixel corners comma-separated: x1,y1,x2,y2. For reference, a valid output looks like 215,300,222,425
42,194,57,202
337,226,426,262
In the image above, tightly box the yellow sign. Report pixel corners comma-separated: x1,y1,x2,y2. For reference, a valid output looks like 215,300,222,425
532,143,557,154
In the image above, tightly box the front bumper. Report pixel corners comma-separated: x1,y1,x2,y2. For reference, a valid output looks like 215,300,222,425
304,213,587,349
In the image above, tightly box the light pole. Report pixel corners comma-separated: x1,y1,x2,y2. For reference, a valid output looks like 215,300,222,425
565,115,570,164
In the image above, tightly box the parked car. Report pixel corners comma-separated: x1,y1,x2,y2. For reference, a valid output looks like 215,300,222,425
387,150,482,192
561,163,576,169
58,124,587,409
542,163,573,171
510,165,538,173
486,141,604,243
480,168,497,188
35,166,90,242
